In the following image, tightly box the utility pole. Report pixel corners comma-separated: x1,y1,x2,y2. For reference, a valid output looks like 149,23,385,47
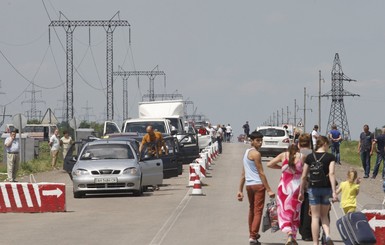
298,87,312,133
49,12,130,122
113,68,166,119
322,53,359,140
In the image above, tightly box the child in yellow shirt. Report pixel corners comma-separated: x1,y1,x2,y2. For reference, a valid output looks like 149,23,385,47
336,168,360,214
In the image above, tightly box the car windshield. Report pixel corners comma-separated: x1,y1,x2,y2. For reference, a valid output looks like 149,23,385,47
80,144,134,160
258,128,285,137
124,122,166,134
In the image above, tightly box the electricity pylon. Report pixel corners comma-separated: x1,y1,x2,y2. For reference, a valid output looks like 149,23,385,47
322,53,359,140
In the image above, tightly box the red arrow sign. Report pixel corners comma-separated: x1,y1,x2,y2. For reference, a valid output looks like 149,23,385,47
0,183,66,213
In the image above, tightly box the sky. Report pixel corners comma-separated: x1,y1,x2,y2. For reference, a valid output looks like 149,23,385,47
1,0,385,140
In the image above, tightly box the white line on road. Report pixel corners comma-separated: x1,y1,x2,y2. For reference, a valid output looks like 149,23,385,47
149,189,192,245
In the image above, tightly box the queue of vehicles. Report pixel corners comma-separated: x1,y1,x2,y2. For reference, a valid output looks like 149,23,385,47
64,100,213,198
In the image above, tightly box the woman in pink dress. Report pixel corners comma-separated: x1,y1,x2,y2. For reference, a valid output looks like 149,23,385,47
267,144,305,245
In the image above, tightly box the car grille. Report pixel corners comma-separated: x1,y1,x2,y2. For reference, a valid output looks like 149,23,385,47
91,169,121,175
87,183,126,188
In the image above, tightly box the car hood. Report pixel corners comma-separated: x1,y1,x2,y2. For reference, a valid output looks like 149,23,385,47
74,159,138,171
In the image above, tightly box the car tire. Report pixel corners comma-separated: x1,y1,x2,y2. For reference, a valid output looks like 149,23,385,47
73,191,85,199
133,176,143,196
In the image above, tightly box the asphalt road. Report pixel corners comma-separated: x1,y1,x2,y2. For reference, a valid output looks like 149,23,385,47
1,143,383,245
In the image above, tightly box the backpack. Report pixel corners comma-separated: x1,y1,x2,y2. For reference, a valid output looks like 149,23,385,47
308,152,328,187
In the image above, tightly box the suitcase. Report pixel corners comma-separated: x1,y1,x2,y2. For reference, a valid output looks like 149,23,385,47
336,211,376,245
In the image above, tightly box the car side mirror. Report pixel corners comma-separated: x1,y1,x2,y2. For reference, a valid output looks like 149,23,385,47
171,129,177,135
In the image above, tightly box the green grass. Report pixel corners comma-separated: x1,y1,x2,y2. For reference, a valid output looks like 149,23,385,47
0,141,64,181
340,140,376,169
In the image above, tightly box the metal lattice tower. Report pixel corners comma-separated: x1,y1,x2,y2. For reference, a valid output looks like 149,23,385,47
322,53,359,140
113,69,166,119
49,13,130,122
21,83,45,121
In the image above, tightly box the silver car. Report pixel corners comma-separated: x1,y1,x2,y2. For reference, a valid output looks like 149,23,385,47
72,139,163,198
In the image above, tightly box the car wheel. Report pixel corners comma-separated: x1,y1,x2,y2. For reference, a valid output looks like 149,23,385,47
133,176,143,196
73,191,85,199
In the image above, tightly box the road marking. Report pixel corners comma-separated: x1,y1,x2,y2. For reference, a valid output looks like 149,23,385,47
149,189,192,245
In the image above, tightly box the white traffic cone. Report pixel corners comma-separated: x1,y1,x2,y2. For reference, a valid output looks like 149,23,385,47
190,174,205,196
187,164,196,187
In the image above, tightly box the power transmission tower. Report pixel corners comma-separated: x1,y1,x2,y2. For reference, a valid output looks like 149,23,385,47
113,68,166,119
22,83,45,121
49,12,130,122
322,53,359,140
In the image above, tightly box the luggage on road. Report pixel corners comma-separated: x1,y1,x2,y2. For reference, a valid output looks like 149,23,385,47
336,211,376,245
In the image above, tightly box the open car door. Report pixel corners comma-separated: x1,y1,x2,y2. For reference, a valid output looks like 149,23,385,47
63,141,83,179
139,142,163,187
103,121,121,136
177,132,200,164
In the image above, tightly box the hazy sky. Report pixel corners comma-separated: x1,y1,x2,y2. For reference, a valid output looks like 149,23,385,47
1,0,385,139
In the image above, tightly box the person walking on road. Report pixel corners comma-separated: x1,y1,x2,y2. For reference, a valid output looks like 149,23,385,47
336,168,360,214
216,124,224,154
328,125,342,165
49,128,61,170
371,127,385,179
267,144,305,245
311,125,319,150
297,133,313,241
4,129,20,182
299,135,338,245
243,121,250,143
358,124,374,178
226,123,232,142
237,130,275,245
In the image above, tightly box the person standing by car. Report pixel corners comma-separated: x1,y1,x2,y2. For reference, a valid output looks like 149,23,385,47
299,135,338,245
371,127,385,179
139,125,168,156
358,124,374,178
4,129,20,182
60,130,73,159
237,130,275,245
328,125,342,165
49,128,61,170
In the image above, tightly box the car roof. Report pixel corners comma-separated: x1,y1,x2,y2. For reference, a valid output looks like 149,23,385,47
86,139,136,146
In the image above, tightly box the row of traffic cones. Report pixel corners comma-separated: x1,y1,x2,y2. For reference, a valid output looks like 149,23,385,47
187,141,220,196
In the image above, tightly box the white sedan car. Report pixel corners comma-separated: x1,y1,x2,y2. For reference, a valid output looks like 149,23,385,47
256,126,291,157
72,139,163,198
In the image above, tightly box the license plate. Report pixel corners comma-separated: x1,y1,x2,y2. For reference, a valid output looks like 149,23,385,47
95,177,118,183
265,141,277,145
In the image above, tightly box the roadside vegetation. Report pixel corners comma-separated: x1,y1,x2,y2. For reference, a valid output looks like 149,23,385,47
0,120,105,181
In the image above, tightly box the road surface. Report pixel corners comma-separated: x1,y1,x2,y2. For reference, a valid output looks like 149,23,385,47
1,142,383,245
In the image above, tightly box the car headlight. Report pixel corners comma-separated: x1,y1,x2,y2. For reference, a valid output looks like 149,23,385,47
73,168,90,176
123,167,138,175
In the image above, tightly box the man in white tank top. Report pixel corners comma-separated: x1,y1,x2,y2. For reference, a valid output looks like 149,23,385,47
237,130,275,244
